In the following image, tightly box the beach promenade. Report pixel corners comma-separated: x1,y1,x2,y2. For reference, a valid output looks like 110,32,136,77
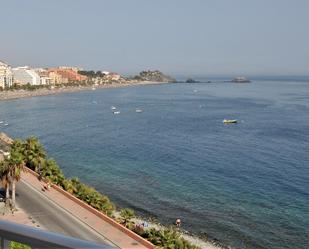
0,168,153,249
0,81,167,102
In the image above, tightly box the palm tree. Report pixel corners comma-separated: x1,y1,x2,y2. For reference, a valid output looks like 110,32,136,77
0,159,11,204
61,179,77,194
6,149,25,209
120,208,135,227
23,137,46,171
41,159,64,185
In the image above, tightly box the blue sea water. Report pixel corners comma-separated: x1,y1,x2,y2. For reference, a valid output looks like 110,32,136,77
0,80,309,249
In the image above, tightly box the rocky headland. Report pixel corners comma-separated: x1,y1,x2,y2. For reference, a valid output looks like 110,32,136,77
132,70,176,83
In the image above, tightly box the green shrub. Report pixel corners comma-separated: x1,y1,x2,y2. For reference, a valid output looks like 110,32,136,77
142,228,199,249
10,241,31,249
13,137,199,248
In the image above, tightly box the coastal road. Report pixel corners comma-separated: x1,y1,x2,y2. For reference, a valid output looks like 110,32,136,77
15,180,115,247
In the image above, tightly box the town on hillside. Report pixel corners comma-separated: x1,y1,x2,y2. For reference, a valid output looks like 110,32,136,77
0,60,175,91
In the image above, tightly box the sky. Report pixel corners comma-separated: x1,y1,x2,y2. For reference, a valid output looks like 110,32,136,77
1,0,309,77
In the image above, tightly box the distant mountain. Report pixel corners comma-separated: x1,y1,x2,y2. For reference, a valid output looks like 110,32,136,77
133,70,176,83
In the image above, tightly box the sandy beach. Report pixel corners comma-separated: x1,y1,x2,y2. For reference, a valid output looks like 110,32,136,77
0,81,166,102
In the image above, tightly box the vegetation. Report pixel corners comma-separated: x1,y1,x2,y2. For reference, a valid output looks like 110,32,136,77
133,70,176,83
0,136,200,249
0,140,26,209
141,228,199,249
0,137,115,216
119,208,135,228
10,241,31,249
2,78,119,92
7,83,47,91
78,70,105,77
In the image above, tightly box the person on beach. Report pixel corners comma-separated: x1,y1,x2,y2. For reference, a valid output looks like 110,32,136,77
42,180,51,191
38,170,43,181
176,218,181,227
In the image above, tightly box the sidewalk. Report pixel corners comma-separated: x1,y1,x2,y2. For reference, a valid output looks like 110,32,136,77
0,204,43,229
20,169,153,249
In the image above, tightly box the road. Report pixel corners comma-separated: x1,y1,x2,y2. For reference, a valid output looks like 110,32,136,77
16,179,116,247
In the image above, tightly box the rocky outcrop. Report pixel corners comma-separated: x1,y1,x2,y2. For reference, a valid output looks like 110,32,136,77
185,78,200,83
231,77,251,83
133,70,176,83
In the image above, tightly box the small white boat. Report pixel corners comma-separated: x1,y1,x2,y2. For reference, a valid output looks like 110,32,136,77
113,111,120,115
92,87,96,90
111,106,117,110
4,123,8,126
0,121,3,124
135,109,143,113
223,119,238,124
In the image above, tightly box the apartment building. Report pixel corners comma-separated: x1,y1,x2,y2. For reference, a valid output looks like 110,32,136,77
12,66,41,85
48,68,87,83
0,61,14,89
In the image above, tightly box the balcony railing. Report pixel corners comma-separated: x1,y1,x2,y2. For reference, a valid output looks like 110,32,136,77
0,220,115,249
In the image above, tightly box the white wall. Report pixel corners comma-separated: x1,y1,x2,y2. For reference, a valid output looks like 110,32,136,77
0,62,13,88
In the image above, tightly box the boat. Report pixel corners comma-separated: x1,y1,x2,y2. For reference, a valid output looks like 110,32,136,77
111,106,117,110
0,121,3,124
113,111,120,115
135,109,143,113
92,87,96,90
223,119,238,124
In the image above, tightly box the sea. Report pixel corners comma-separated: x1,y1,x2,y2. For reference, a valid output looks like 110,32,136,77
0,77,308,249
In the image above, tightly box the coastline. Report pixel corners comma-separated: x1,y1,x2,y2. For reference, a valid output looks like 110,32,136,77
130,215,227,249
0,81,168,102
0,84,229,249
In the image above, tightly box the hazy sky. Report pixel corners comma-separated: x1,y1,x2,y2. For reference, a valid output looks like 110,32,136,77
1,0,309,76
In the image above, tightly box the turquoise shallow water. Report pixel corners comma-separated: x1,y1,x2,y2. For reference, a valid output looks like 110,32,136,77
0,80,309,249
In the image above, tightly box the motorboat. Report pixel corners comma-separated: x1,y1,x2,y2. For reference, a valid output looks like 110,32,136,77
223,119,238,124
111,106,117,110
113,111,120,115
135,109,143,113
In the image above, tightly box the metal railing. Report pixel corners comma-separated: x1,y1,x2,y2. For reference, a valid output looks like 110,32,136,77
0,220,115,249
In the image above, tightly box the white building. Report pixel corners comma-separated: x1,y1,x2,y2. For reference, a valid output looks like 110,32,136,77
12,66,41,86
34,68,52,85
40,76,52,85
0,61,14,89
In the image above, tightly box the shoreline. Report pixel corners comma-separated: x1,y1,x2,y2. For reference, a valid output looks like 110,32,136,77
0,81,168,102
0,85,229,249
130,215,227,249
